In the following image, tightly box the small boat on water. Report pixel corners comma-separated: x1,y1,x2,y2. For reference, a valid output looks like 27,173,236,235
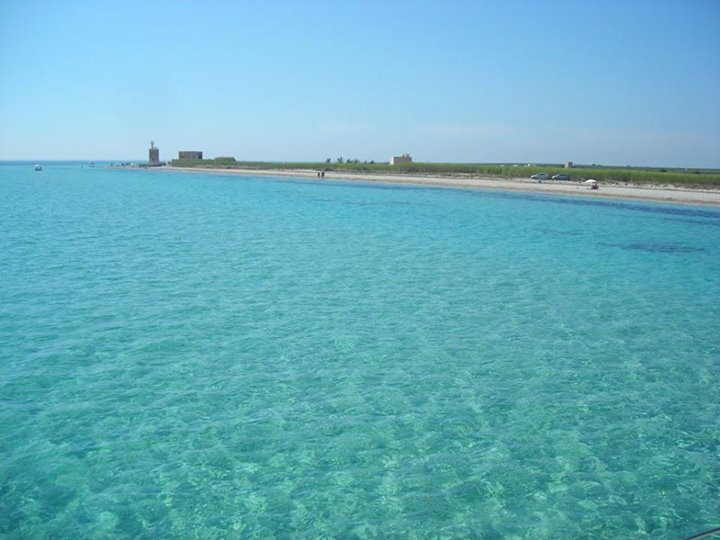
33,164,43,171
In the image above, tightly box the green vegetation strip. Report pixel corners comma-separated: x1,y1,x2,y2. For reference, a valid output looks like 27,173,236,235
170,158,720,188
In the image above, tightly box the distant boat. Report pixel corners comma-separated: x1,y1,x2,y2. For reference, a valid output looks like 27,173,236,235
33,164,43,171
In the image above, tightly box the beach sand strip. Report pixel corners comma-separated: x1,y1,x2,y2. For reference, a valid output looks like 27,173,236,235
161,167,720,207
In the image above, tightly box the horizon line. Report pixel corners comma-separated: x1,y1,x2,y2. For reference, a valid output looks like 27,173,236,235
2,159,719,171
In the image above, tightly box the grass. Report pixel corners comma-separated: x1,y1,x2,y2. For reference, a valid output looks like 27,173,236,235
169,158,720,188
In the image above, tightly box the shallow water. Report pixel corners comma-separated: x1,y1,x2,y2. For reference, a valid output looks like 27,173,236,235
1,163,719,538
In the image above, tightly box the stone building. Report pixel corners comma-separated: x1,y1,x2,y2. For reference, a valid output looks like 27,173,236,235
178,151,203,160
148,141,160,165
391,154,412,165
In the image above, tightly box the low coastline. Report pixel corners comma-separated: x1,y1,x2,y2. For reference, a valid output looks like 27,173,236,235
161,166,720,207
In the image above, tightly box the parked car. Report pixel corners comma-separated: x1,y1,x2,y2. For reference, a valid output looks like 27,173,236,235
551,173,571,180
530,173,550,180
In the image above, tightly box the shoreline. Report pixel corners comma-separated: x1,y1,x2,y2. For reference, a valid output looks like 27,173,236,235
158,166,720,207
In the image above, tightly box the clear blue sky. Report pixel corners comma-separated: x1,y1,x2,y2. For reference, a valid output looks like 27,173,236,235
1,0,718,167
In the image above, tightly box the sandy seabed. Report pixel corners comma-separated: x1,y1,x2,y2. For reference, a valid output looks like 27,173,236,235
163,166,720,207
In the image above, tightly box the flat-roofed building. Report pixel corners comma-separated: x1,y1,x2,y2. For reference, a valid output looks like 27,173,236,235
391,153,412,165
179,151,203,160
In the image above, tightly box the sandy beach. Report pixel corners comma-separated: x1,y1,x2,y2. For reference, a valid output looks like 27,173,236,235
164,166,720,207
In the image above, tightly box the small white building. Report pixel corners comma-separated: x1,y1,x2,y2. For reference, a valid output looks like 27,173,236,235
391,154,412,165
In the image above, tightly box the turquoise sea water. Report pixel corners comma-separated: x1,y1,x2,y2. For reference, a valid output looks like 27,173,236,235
1,163,719,539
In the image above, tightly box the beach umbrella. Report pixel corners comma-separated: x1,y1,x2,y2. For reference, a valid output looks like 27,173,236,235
584,179,598,185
